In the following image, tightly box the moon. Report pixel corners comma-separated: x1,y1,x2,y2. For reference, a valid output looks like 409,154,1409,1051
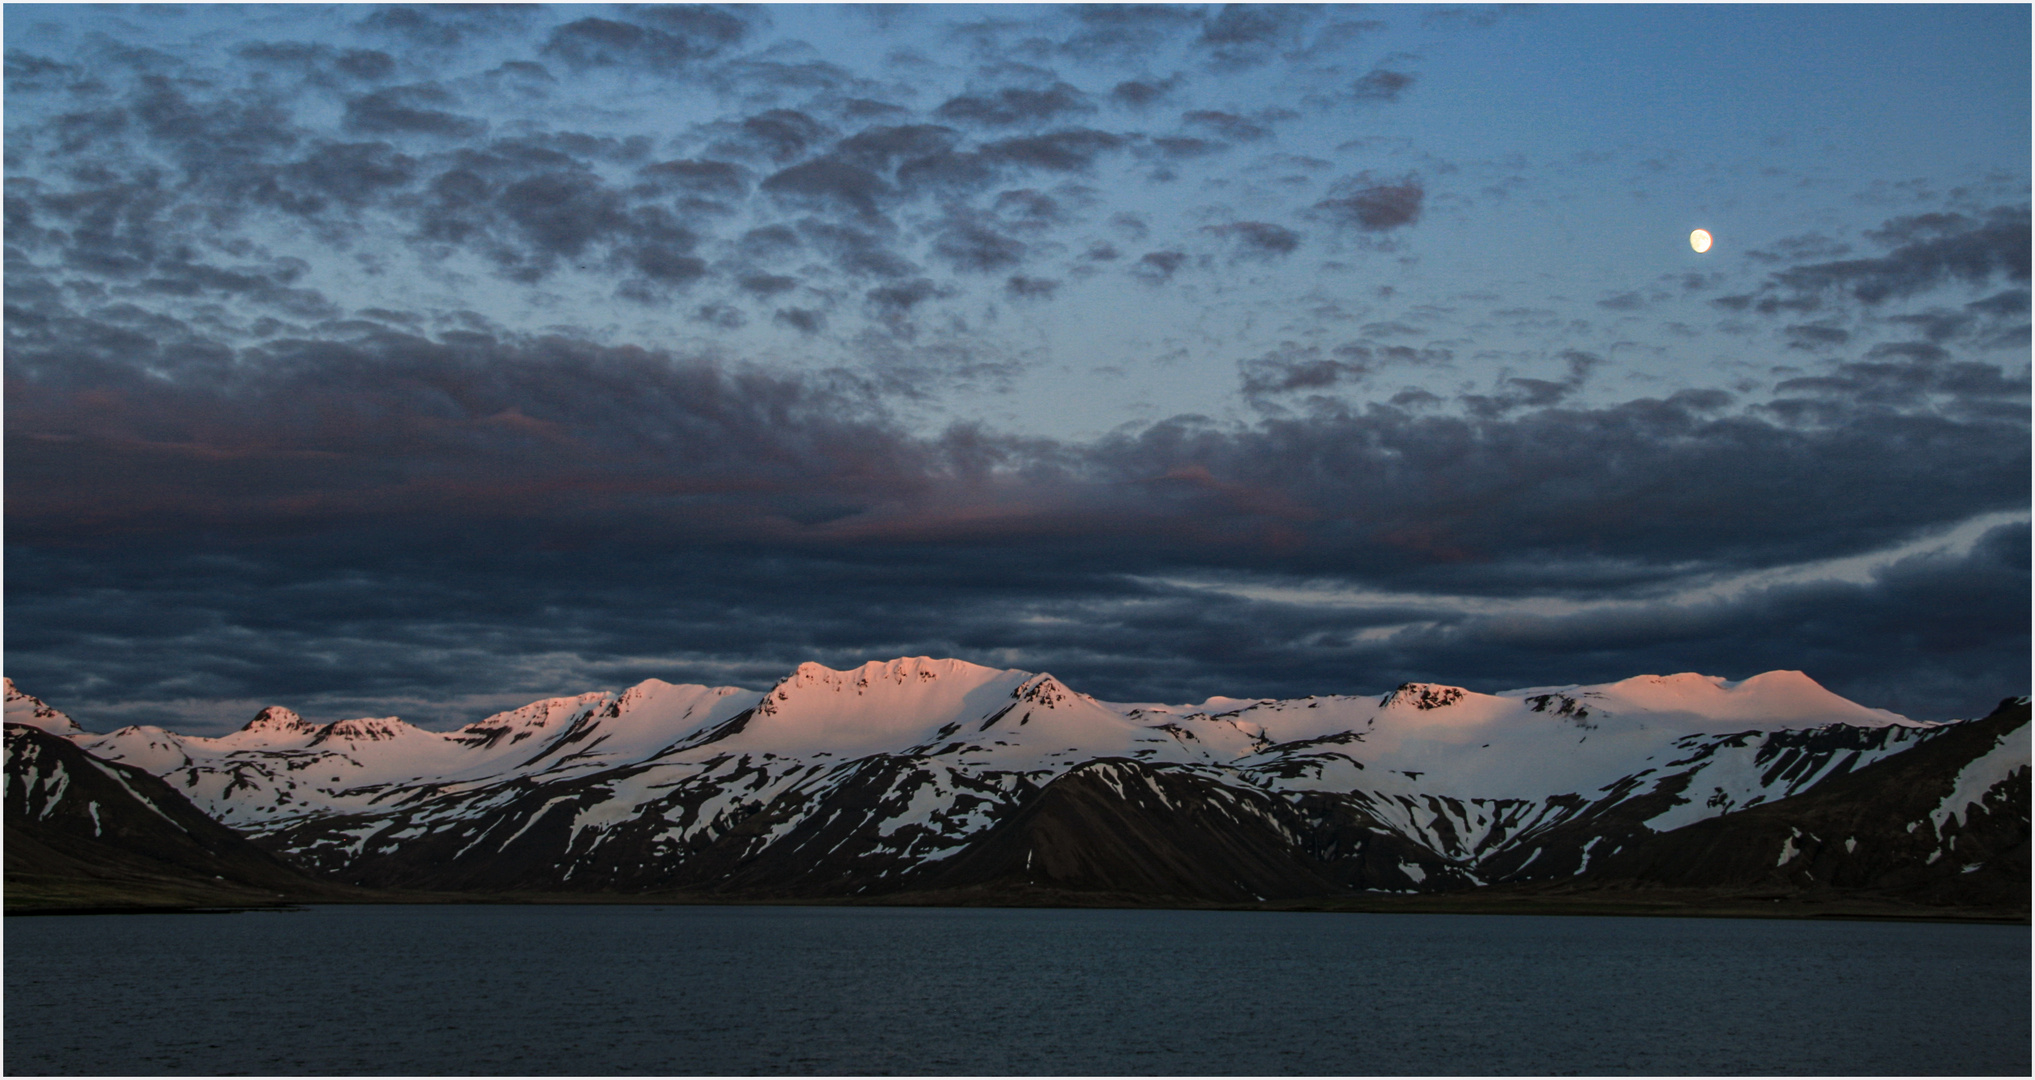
1690,228,1713,254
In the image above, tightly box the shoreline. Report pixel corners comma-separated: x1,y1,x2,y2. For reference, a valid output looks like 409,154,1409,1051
10,881,2025,925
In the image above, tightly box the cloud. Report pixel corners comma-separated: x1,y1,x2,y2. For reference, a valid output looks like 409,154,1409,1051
496,170,631,258
867,277,947,319
259,141,421,214
935,82,1093,127
1784,323,1850,350
635,5,755,46
724,109,829,163
1182,109,1273,142
1265,519,2032,721
695,302,744,329
540,14,745,70
979,128,1129,172
893,148,1001,194
1766,204,2030,305
991,188,1068,227
4,50,80,92
1456,351,1606,416
343,84,487,138
760,158,891,221
932,213,1028,272
637,158,750,197
622,244,707,287
1350,67,1416,102
738,272,798,297
1768,343,2029,421
1313,174,1425,231
840,97,910,119
127,73,301,175
1239,347,1370,398
358,5,542,48
486,59,558,96
1057,6,1203,62
1195,5,1318,70
775,307,825,334
1203,221,1301,258
1151,136,1223,160
833,124,962,170
1132,250,1188,283
798,219,918,278
1,10,1422,357
1111,74,1182,107
15,323,2013,586
1968,289,2029,317
710,57,881,106
1743,232,1852,265
1005,275,1058,299
237,41,398,84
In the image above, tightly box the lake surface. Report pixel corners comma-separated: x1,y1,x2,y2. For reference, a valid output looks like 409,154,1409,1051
6,904,2028,1075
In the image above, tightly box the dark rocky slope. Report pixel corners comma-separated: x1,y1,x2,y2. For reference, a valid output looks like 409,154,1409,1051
924,760,1340,901
1572,697,2029,908
4,723,350,911
911,703,2029,914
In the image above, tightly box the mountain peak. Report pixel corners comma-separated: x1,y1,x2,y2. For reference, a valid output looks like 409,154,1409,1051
3,679,85,735
1730,669,1819,691
1594,669,1911,727
312,716,417,744
1379,682,1469,711
775,656,1007,696
462,692,610,733
240,706,317,736
1014,672,1082,708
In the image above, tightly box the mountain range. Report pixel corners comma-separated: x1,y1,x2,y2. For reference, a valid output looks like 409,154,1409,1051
5,659,2026,915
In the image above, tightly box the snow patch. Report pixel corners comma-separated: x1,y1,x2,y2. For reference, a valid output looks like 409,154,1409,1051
1929,722,2030,833
498,796,574,851
84,759,187,832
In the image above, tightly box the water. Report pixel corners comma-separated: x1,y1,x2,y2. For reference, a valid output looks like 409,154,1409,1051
6,904,2027,1075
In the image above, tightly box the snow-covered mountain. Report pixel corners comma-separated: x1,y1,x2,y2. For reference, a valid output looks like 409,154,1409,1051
3,662,2020,902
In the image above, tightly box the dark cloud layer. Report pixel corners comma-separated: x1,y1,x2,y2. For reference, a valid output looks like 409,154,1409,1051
8,316,2026,725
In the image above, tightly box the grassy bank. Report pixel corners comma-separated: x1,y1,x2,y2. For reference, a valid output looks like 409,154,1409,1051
12,874,2023,924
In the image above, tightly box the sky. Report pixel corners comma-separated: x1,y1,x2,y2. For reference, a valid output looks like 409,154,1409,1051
4,3,2028,734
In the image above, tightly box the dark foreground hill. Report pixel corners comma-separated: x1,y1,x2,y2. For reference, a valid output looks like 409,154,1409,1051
5,724,362,911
